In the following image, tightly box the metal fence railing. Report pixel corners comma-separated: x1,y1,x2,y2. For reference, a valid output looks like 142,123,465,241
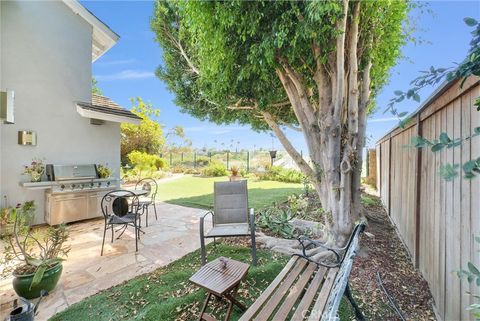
160,150,295,172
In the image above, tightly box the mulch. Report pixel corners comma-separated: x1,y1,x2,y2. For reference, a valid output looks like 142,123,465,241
218,192,438,320
350,193,437,320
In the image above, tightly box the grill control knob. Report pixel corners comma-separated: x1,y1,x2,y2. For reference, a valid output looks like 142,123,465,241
97,182,101,187
106,181,111,186
60,184,65,190
90,182,94,188
71,184,76,189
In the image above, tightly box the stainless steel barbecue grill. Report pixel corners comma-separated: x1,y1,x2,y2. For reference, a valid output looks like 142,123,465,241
44,164,119,225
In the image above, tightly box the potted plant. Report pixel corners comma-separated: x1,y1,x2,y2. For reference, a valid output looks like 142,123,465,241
97,164,112,178
229,166,242,182
1,202,70,299
22,158,45,182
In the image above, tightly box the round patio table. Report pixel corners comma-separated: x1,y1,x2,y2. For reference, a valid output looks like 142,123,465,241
110,189,149,198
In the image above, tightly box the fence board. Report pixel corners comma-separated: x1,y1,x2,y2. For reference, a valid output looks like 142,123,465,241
376,80,479,321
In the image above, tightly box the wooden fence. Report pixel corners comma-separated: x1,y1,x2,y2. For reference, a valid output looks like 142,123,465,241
376,77,480,321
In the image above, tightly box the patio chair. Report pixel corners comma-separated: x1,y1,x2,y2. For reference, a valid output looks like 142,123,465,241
135,178,158,227
100,190,141,256
200,180,257,266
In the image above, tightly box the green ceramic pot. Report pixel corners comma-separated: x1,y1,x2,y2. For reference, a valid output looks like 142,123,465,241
12,263,63,299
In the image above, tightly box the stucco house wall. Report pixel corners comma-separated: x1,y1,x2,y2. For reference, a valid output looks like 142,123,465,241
0,1,121,224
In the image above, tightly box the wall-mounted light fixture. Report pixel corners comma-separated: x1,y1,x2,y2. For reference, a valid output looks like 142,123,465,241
0,89,15,124
18,131,37,146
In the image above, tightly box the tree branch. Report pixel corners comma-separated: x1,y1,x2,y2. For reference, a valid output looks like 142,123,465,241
262,111,315,179
333,0,349,124
347,1,360,136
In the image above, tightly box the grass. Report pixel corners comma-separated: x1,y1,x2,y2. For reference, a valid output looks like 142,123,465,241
157,176,303,210
50,243,354,321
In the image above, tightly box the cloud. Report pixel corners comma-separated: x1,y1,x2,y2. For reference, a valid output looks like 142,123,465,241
96,59,137,66
368,117,402,123
95,70,155,81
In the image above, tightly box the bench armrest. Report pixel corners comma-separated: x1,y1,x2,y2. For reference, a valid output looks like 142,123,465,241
295,236,342,268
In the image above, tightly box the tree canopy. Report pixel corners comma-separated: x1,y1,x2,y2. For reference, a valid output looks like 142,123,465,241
152,0,410,241
121,97,165,163
152,1,408,130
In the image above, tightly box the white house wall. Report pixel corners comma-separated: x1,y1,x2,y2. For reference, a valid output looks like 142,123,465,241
0,1,121,224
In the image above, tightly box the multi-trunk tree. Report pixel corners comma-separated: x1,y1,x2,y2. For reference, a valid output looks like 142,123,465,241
152,0,409,244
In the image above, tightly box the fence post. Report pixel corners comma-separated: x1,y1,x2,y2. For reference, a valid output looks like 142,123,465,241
226,151,230,170
209,151,212,162
170,152,172,166
414,113,423,268
246,151,250,173
194,152,197,169
300,150,303,159
181,152,184,162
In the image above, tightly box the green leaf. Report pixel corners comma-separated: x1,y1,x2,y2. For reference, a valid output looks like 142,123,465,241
413,93,421,102
397,111,408,118
468,262,480,276
439,132,451,144
474,236,480,244
394,90,403,96
464,17,478,27
431,143,445,152
30,265,47,289
473,127,480,135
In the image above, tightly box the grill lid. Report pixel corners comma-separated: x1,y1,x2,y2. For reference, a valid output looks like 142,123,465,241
46,164,98,181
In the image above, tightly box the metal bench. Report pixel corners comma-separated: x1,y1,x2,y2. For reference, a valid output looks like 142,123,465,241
239,223,365,321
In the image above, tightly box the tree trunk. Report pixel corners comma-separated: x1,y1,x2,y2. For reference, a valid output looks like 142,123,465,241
265,0,370,245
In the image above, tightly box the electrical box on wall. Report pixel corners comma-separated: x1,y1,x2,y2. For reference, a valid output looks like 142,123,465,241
0,90,15,124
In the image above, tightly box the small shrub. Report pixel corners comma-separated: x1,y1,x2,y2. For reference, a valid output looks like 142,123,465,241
170,165,186,173
259,166,304,183
184,168,201,175
361,195,380,207
256,207,295,239
202,161,228,177
195,156,210,167
128,151,157,174
154,157,169,170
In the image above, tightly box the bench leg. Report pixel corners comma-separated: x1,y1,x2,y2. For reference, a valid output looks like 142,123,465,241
345,283,365,321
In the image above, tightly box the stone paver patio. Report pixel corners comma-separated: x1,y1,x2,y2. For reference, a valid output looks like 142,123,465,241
0,201,210,321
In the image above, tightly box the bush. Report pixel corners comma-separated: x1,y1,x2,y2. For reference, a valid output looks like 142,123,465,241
259,166,304,183
154,157,168,170
127,151,156,174
195,156,210,167
201,161,228,177
170,165,186,173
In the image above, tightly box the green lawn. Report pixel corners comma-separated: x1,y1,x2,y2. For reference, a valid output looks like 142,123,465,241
157,176,303,210
50,243,353,321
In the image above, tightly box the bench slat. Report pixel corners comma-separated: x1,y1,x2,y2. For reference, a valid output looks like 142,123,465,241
238,256,299,321
272,262,318,321
306,268,338,321
290,266,328,321
253,259,308,321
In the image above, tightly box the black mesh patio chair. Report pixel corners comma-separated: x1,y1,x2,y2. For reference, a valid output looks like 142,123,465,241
200,180,257,266
135,178,158,227
101,190,141,256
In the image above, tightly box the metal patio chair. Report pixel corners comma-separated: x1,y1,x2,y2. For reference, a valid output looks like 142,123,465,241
135,178,158,227
100,190,141,256
200,180,257,266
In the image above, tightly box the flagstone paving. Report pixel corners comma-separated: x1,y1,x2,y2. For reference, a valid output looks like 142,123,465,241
0,202,210,321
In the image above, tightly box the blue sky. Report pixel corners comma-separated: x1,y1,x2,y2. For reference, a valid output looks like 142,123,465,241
84,1,480,152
